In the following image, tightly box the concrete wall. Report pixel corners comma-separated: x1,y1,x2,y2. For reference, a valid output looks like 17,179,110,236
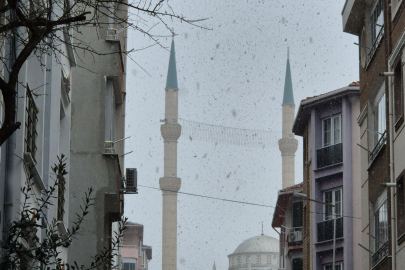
67,23,126,266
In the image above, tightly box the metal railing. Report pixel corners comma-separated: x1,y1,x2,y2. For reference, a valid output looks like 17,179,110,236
316,143,343,169
317,217,343,242
370,131,387,162
367,26,384,66
372,241,388,268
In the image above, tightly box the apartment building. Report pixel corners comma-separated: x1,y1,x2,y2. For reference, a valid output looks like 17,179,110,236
0,2,132,269
272,183,304,270
121,223,153,270
0,16,74,266
292,84,361,270
66,3,131,267
342,0,405,269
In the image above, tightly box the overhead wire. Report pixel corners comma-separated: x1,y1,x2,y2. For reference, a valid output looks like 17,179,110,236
137,185,362,220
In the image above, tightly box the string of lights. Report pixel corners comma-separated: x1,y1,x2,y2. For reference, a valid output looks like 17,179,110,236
178,118,281,148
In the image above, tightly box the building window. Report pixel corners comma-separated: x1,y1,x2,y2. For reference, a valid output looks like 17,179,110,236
292,201,303,228
25,86,38,160
292,258,303,270
374,201,388,251
324,188,342,221
368,0,384,61
322,115,341,147
142,250,145,267
324,262,343,270
237,256,241,266
374,94,386,144
267,255,270,265
372,198,389,267
371,0,384,45
123,262,136,270
57,174,65,221
246,255,250,264
256,255,261,265
394,61,404,128
397,177,405,239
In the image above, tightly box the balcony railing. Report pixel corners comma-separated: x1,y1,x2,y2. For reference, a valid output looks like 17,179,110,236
372,241,388,268
317,217,343,242
316,143,343,169
370,131,387,162
367,26,384,66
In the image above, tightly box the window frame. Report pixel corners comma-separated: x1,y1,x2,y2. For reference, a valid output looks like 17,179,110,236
374,199,388,252
324,262,343,270
322,114,342,148
374,93,386,144
24,85,38,161
323,187,342,221
397,176,405,243
394,59,404,130
256,255,261,265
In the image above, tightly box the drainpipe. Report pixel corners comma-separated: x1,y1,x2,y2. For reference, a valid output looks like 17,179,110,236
388,65,396,270
272,225,283,269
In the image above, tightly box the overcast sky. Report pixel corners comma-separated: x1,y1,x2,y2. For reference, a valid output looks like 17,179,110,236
124,1,358,269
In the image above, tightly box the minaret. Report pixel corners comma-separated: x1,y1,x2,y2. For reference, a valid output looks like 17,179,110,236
278,48,298,189
160,37,181,270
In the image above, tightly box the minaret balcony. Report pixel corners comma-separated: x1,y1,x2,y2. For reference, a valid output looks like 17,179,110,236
316,143,343,169
161,123,181,142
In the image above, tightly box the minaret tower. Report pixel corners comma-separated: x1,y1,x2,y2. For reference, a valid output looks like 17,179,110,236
278,48,298,189
160,37,181,270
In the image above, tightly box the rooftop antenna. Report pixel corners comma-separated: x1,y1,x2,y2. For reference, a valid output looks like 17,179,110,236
261,222,264,235
287,46,290,59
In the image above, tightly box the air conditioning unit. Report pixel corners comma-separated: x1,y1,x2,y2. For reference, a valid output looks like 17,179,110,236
125,168,137,192
288,231,303,242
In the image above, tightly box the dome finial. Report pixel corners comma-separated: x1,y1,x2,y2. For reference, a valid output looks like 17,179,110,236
261,222,264,235
287,46,289,59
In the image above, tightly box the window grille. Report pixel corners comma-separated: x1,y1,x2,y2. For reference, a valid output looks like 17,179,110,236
25,86,38,161
57,177,65,221
256,255,261,265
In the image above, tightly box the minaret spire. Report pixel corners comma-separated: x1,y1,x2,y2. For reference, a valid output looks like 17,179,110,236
160,37,182,270
278,48,298,189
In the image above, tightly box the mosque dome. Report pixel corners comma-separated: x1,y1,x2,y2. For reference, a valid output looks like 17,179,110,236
234,235,279,254
228,234,280,270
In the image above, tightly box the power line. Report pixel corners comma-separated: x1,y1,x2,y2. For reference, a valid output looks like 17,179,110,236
137,185,363,220
138,184,274,208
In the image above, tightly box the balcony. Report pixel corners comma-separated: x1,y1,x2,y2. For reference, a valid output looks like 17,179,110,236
372,241,388,268
317,217,343,242
370,131,386,162
367,27,384,66
342,0,365,35
316,143,343,169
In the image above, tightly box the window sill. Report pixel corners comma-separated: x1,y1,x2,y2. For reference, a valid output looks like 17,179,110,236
56,221,71,247
24,153,45,190
395,116,404,132
315,237,344,245
314,162,343,172
398,232,405,245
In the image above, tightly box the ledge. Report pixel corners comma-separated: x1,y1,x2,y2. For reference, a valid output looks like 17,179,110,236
24,153,45,190
314,162,343,172
56,220,71,247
